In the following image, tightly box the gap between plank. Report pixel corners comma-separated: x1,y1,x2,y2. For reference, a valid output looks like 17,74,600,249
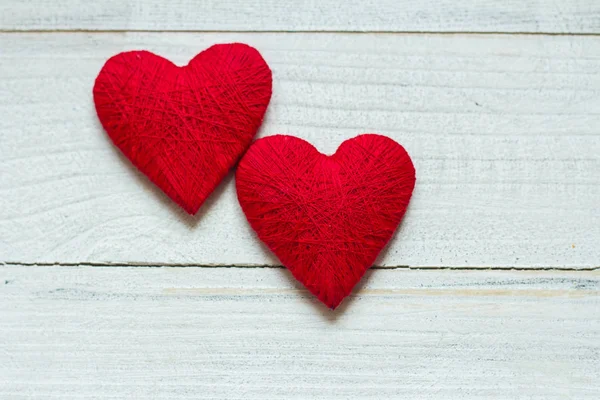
0,29,599,36
2,262,598,271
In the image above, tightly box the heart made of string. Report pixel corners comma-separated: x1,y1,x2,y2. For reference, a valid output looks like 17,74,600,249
93,43,272,214
236,134,416,309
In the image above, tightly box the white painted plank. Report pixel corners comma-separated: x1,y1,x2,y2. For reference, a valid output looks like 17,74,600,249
0,266,598,399
1,0,600,34
1,32,599,267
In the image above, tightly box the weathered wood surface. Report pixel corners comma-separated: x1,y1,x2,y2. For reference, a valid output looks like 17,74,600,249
1,1,600,397
1,266,599,399
1,0,600,34
1,32,599,267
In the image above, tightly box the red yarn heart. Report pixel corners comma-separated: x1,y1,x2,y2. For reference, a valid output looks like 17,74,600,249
93,44,272,214
236,134,416,309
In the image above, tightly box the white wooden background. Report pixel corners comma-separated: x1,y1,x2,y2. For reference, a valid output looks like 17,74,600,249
0,1,599,398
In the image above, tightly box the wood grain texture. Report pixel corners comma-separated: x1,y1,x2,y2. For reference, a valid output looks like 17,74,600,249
1,0,600,34
1,32,599,267
0,265,598,399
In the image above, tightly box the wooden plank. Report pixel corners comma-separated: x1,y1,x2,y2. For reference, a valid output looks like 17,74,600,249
1,0,600,33
1,32,599,267
0,265,598,399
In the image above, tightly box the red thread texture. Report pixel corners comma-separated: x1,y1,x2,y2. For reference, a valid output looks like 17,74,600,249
93,43,272,214
236,134,416,309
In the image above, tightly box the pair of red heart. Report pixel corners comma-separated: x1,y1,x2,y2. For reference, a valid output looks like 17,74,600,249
94,43,416,309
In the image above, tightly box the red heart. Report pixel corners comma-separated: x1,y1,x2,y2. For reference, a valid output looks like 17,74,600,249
93,44,272,214
236,134,416,309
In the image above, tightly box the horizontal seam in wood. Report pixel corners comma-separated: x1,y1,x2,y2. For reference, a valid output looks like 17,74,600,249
2,262,598,271
0,29,600,36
